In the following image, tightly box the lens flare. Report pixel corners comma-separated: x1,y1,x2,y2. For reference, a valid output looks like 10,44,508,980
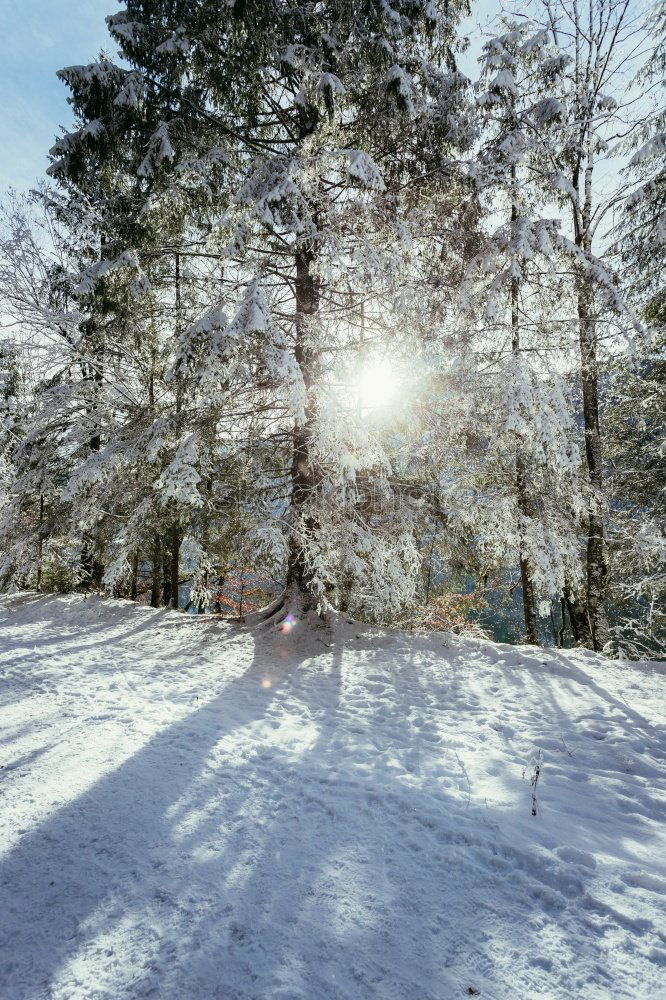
279,613,297,635
358,357,398,410
261,678,272,688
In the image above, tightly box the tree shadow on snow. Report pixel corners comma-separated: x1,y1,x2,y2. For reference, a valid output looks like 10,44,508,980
1,622,662,999
0,596,178,668
1,623,346,998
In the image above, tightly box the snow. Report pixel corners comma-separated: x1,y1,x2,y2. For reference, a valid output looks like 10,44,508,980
341,151,386,192
1,594,665,1000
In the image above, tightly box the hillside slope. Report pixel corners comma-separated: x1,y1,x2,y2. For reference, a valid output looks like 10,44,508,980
1,594,664,999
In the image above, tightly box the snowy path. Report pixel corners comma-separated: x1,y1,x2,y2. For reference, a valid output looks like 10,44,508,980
1,595,665,999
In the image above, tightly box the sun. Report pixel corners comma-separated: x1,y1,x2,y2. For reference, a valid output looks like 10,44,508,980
358,357,399,411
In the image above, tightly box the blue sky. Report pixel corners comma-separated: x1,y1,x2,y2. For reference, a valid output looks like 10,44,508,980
0,1,495,193
0,0,114,191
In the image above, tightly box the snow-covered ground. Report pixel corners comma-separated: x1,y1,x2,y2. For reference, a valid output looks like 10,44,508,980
1,594,665,1000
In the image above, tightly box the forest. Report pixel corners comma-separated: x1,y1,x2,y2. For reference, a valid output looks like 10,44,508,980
1,3,666,997
0,0,663,656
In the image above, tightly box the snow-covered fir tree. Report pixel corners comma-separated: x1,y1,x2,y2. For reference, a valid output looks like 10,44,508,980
46,0,475,618
604,1,666,654
460,20,587,642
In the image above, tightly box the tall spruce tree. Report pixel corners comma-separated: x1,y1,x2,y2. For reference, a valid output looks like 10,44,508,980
45,0,474,619
468,21,587,643
605,0,666,653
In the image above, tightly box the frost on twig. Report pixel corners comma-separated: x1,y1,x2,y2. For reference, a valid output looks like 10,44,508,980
523,750,543,817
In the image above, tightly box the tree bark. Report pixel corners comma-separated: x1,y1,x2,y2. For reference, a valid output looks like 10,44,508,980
279,103,323,618
563,582,592,647
36,494,44,592
169,253,183,613
558,595,566,648
130,551,139,601
518,529,538,644
81,537,104,591
575,150,611,653
150,536,161,608
511,176,538,646
161,539,172,607
170,523,180,611
285,240,320,614
79,241,107,590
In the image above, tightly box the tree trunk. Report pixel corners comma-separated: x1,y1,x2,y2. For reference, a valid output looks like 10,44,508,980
199,475,213,613
558,595,567,648
150,536,161,608
579,286,611,651
511,177,538,646
161,539,172,607
169,253,183,614
563,582,592,647
280,103,323,619
36,494,44,592
285,245,319,615
80,541,93,590
576,151,611,653
518,534,539,644
170,523,180,611
130,551,139,601
213,571,226,614
81,538,104,591
79,254,107,589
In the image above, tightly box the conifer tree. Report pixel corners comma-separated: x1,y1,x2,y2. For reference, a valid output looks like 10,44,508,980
606,0,666,653
56,0,475,618
469,20,587,643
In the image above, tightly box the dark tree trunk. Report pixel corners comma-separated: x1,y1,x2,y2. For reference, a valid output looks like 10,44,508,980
130,551,139,601
80,540,93,590
518,537,538,645
577,283,611,651
563,583,592,647
279,104,323,619
150,536,161,608
36,494,44,592
161,540,172,607
285,245,320,614
81,538,104,591
199,476,212,613
213,571,226,614
511,179,538,646
79,304,105,590
94,558,104,587
575,153,611,653
168,253,183,614
170,523,180,611
558,595,567,648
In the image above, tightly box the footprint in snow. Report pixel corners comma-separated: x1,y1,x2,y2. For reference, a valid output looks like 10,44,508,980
621,872,666,895
555,846,597,870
